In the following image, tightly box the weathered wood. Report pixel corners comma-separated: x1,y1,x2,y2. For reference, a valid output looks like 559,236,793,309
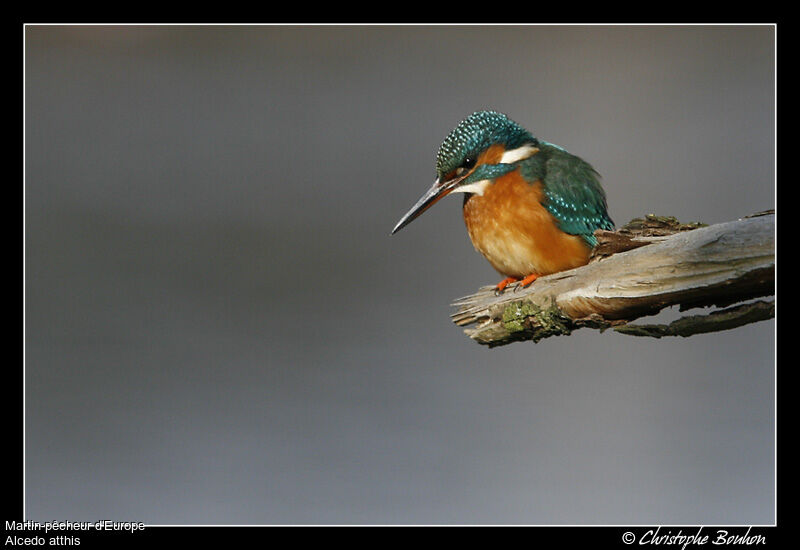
450,212,775,347
589,214,708,261
613,299,775,338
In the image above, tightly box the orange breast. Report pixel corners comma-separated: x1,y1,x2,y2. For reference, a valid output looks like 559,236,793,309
462,170,592,278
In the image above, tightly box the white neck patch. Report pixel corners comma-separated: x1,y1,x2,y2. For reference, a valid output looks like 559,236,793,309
499,144,539,164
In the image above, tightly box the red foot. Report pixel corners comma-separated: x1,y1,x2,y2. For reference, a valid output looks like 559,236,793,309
494,277,519,294
517,273,540,288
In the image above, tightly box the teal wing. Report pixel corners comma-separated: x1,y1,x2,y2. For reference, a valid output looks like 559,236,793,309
536,142,614,247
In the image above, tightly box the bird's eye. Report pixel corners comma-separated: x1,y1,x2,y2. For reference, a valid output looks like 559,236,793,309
456,156,476,176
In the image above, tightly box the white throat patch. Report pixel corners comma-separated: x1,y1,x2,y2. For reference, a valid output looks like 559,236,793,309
450,179,492,196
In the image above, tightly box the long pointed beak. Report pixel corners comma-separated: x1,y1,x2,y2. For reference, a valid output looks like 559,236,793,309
391,174,467,235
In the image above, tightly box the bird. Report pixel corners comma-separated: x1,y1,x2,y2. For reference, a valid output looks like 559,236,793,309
391,110,614,293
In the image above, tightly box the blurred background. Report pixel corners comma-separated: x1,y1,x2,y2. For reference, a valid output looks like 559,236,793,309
25,25,775,525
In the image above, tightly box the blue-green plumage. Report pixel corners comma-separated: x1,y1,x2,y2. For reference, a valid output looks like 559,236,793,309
519,141,614,247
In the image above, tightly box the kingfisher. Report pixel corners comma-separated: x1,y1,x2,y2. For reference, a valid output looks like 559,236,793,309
391,110,614,293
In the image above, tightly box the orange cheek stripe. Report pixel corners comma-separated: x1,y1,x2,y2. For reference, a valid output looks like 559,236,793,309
475,144,507,166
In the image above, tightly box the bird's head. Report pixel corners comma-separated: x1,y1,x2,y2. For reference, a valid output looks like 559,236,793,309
392,110,539,234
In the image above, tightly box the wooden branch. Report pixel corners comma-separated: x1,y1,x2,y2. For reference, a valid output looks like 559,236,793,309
613,299,774,338
450,211,775,347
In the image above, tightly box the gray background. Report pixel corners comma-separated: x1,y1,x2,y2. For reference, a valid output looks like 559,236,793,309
25,25,775,525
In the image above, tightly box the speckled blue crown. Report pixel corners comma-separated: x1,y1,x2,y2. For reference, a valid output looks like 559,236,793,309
435,111,536,178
